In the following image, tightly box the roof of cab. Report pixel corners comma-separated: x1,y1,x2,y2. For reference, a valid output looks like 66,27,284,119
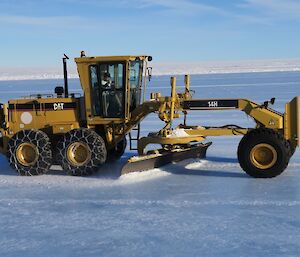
74,55,149,63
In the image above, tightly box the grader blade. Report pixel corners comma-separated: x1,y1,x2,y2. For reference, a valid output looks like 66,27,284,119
121,142,212,175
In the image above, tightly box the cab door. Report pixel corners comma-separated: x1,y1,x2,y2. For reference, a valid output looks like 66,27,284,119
90,62,125,118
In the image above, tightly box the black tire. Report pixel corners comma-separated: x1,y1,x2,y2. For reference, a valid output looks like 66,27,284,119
288,140,297,158
57,128,107,176
7,129,52,176
106,138,127,162
238,128,291,178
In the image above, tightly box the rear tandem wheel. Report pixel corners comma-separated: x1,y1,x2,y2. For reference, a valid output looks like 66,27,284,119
7,129,52,176
57,128,107,176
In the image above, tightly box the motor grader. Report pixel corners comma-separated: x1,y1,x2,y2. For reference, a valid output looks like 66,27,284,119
0,52,298,178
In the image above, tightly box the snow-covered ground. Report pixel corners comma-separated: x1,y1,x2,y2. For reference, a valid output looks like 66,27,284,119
0,72,299,257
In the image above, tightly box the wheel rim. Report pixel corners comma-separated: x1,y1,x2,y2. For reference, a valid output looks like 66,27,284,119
250,143,277,169
16,143,38,167
67,142,91,166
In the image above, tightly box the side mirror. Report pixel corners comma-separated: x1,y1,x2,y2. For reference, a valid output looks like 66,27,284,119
147,67,153,81
270,97,276,105
262,97,276,108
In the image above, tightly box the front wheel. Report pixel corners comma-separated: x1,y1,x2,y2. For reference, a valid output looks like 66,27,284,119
238,128,291,178
288,140,297,158
57,129,107,176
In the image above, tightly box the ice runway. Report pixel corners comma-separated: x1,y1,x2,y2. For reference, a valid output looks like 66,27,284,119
0,71,299,257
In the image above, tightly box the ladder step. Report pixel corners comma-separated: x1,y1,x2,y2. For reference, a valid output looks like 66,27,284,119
129,123,141,151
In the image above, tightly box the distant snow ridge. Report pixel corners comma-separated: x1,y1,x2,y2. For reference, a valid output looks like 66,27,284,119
0,59,300,80
0,66,78,81
0,74,79,81
153,59,300,76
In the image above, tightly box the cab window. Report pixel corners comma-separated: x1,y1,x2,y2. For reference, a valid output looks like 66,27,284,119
90,62,125,118
89,65,101,116
129,60,143,111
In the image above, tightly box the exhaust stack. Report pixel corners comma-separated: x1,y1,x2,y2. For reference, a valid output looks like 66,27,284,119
62,54,69,98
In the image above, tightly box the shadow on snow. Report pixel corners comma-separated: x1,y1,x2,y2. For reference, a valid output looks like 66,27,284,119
0,155,246,179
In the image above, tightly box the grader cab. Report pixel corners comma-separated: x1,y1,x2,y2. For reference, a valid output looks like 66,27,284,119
76,54,146,121
0,52,299,178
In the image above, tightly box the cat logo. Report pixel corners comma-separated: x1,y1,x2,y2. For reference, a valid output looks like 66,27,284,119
53,103,64,111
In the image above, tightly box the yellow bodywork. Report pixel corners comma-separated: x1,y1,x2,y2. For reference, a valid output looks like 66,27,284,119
0,97,81,153
0,53,298,158
284,97,300,147
7,98,80,132
135,75,287,154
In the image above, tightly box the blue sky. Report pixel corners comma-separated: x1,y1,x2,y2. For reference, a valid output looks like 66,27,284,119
1,0,300,66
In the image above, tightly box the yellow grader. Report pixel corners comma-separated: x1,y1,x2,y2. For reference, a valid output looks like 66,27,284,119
0,52,299,178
